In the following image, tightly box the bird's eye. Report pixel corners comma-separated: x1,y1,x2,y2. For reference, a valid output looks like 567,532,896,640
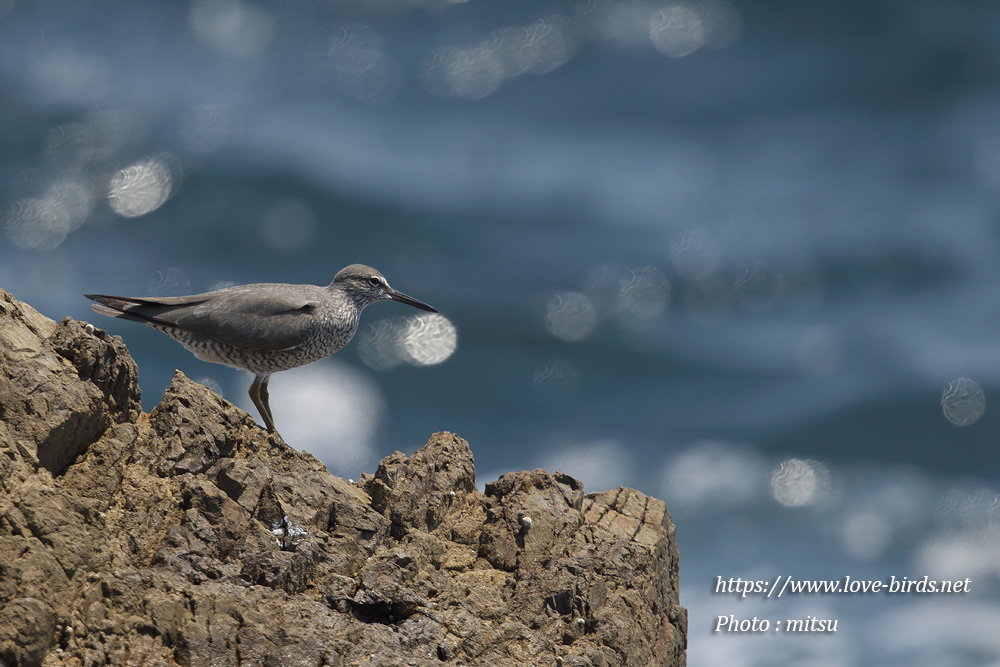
367,276,381,287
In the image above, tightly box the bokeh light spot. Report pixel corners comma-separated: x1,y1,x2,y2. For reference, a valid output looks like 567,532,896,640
422,17,578,99
263,362,383,475
45,110,133,167
937,488,1000,531
5,180,92,250
699,0,742,49
545,291,597,342
538,440,631,492
770,457,831,507
663,441,766,509
579,0,655,48
494,17,577,76
356,313,456,370
916,528,1000,581
356,318,407,371
329,24,403,104
918,489,1000,580
108,157,173,218
670,229,721,281
618,266,669,319
189,0,274,58
147,267,192,297
422,44,507,99
941,377,985,427
399,313,457,366
531,359,581,405
735,261,786,312
649,5,704,58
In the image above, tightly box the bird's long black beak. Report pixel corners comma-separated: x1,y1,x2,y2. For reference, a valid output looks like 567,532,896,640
387,288,438,313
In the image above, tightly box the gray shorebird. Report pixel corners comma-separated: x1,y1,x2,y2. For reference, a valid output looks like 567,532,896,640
85,264,438,434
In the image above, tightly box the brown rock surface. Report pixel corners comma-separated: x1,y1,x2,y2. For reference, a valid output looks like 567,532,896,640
0,289,687,666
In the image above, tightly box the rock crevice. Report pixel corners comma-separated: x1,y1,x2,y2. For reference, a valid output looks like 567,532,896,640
0,289,687,666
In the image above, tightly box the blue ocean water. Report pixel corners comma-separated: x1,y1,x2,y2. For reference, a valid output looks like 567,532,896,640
3,1,1000,664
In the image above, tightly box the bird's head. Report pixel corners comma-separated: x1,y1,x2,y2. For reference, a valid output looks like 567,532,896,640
332,264,438,313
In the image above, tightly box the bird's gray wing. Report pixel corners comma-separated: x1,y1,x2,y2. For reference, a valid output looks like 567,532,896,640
86,286,322,351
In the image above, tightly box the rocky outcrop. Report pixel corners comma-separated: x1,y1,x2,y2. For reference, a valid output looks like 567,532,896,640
0,289,687,666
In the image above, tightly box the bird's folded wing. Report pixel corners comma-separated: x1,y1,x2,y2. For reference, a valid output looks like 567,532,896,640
91,289,322,352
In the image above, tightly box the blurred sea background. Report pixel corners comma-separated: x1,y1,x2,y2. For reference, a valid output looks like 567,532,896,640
3,0,1000,664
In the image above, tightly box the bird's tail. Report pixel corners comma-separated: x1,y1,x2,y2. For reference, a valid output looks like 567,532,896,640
83,293,208,326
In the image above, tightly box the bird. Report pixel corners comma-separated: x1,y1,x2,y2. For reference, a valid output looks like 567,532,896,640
85,264,438,435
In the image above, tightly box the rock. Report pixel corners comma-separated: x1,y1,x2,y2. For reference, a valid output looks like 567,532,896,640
0,289,687,666
0,292,139,478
